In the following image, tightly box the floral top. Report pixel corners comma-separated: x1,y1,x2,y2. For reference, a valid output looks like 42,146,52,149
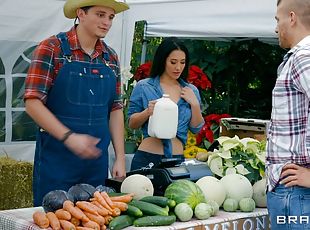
128,75,204,146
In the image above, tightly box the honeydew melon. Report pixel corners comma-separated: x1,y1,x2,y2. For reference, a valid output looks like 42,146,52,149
220,174,253,202
121,174,154,200
195,176,226,207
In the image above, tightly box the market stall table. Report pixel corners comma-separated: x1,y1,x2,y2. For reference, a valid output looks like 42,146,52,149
0,207,270,230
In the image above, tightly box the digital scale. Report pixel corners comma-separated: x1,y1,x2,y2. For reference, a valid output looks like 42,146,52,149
106,158,213,196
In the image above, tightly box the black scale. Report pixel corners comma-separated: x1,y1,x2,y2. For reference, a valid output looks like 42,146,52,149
106,158,213,196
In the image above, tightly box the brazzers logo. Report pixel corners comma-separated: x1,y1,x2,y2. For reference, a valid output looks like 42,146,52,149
277,216,309,225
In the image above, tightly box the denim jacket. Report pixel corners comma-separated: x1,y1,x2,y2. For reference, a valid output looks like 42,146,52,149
128,76,205,146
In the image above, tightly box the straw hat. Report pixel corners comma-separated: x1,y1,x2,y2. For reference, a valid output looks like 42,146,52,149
64,0,129,18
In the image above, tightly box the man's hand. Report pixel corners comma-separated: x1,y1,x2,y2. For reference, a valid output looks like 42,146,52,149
64,133,102,159
112,155,126,179
280,163,310,188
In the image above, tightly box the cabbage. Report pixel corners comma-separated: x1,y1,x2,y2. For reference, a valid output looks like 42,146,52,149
68,183,96,203
42,190,73,212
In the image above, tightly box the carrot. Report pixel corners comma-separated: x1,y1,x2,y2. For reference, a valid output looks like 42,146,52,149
76,201,99,215
59,219,76,230
76,227,94,230
93,191,113,212
63,200,89,222
109,193,134,203
70,217,81,227
111,207,121,217
104,215,113,225
82,220,100,230
83,211,105,226
32,211,49,229
100,192,115,208
100,224,107,230
55,209,71,220
90,201,109,216
46,212,61,230
112,201,128,212
91,201,111,216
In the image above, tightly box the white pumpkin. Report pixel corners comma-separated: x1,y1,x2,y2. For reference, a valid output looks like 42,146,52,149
252,178,267,207
196,176,226,207
220,174,253,202
120,174,154,200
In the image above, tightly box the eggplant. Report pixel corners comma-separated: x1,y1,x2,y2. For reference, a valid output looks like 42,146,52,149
68,183,96,203
42,190,73,212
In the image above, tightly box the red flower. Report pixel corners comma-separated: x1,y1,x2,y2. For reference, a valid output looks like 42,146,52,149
133,61,152,81
187,65,212,90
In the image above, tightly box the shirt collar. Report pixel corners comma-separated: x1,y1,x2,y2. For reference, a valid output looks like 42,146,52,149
66,26,105,55
149,75,189,88
288,35,310,55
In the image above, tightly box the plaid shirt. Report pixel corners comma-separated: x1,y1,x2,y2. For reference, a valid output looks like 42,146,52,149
266,36,310,191
24,26,123,111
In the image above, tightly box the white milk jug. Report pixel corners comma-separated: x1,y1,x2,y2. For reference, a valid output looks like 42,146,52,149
148,94,178,139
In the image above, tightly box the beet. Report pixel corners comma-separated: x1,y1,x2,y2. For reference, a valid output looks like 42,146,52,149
67,183,96,203
42,190,73,212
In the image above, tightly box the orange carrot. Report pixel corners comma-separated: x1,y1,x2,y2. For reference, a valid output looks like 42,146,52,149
83,211,105,226
100,224,107,230
32,211,49,229
76,227,94,230
104,215,113,225
90,201,110,216
111,207,121,217
100,192,115,208
93,191,113,212
112,201,128,212
70,217,81,227
55,209,71,220
76,201,99,215
82,220,100,230
46,212,61,230
91,201,112,215
63,200,89,222
59,219,76,230
109,193,134,203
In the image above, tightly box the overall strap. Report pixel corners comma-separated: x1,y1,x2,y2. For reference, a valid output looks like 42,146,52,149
56,32,72,61
162,139,173,158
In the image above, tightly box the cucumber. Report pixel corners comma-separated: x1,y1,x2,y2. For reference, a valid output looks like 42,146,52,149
129,200,169,216
140,196,176,208
125,204,143,217
109,215,135,230
134,215,176,227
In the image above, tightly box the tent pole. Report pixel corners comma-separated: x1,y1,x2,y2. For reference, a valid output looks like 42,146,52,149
140,21,148,64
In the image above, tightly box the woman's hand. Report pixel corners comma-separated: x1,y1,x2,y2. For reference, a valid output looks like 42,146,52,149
181,86,199,106
280,163,310,188
146,100,157,116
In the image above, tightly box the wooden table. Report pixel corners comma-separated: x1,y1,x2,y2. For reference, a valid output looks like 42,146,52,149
0,207,270,230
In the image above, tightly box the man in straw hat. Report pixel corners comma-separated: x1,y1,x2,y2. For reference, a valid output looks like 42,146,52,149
24,0,129,206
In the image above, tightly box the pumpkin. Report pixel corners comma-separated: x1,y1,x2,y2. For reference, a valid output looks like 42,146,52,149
164,179,205,209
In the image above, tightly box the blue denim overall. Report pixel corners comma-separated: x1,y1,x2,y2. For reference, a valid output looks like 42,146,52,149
33,32,116,206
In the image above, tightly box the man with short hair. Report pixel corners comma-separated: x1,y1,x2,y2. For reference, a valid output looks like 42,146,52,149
267,0,310,229
24,0,129,206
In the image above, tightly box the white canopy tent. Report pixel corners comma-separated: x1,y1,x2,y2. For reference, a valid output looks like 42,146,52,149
0,0,278,161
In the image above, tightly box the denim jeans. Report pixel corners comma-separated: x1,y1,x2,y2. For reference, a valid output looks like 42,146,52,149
267,184,310,230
